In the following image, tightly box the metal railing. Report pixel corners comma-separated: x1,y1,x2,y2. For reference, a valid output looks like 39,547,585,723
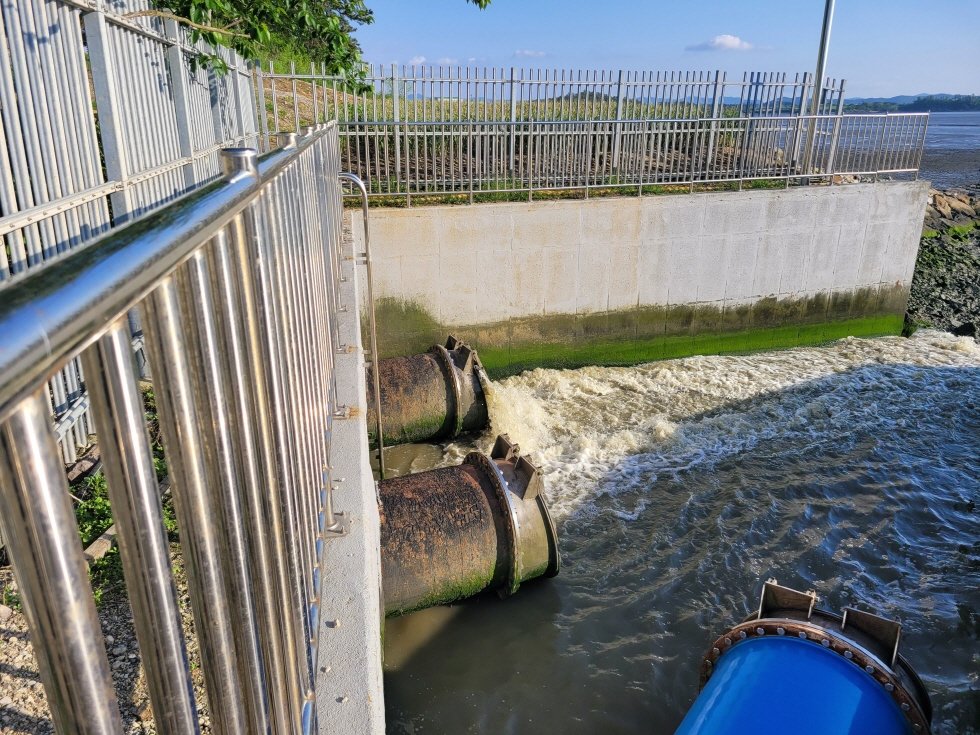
256,64,847,139
0,0,259,466
336,113,929,201
0,124,349,734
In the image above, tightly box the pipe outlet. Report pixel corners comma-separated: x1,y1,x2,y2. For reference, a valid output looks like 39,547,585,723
367,336,489,446
378,434,560,617
676,579,933,735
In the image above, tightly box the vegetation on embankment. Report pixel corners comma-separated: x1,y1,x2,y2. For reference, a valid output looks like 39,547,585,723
907,189,980,338
845,94,980,113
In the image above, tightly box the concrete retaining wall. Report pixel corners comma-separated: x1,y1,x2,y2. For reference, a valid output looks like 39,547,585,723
354,181,928,375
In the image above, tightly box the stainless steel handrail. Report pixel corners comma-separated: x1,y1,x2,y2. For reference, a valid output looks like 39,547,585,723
0,123,350,735
0,136,309,425
338,172,385,479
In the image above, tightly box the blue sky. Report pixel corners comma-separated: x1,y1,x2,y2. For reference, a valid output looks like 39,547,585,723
352,0,979,98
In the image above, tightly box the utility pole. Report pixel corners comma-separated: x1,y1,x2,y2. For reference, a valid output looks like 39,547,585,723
810,0,837,115
804,0,837,175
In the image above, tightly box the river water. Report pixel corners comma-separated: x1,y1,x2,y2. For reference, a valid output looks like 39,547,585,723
382,330,980,734
919,111,980,190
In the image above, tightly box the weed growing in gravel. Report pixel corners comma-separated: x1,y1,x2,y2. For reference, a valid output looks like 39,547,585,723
90,548,125,605
75,473,113,547
2,586,21,611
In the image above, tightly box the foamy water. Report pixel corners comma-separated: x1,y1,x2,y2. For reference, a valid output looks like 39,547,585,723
384,331,980,734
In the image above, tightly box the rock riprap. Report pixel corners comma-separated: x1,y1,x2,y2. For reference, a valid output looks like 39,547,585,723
908,187,980,339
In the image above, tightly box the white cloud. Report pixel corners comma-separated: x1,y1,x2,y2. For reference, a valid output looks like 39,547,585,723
514,49,546,58
408,55,427,65
686,34,753,52
437,56,458,65
467,57,478,64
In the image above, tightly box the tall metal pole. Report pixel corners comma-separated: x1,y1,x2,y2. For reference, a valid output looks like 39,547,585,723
803,0,837,175
810,0,836,116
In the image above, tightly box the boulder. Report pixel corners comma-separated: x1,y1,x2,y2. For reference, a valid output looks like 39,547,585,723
946,197,976,218
933,194,953,219
951,321,977,339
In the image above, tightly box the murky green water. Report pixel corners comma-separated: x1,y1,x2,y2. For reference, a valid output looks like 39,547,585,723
381,330,980,735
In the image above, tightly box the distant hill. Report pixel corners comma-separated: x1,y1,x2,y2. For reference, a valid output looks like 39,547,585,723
845,94,944,105
844,93,978,112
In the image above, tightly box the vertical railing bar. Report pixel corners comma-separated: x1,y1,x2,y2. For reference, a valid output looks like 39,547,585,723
228,158,308,732
180,240,271,734
259,141,317,691
141,275,249,735
80,319,200,735
0,391,124,735
212,205,296,735
271,161,318,613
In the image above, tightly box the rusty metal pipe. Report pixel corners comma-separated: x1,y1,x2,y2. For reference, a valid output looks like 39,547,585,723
379,435,560,617
367,336,489,446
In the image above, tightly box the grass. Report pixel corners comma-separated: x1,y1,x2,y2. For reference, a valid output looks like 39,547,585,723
75,472,113,547
348,177,798,209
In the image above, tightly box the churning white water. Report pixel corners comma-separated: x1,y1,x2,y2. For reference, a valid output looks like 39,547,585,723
383,330,980,734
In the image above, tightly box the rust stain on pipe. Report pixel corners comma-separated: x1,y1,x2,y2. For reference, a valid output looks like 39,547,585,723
379,435,560,617
367,336,489,446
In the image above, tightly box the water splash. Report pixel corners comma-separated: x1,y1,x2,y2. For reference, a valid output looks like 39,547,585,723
385,331,980,734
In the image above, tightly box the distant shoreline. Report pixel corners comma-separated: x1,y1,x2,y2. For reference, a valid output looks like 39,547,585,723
844,95,979,113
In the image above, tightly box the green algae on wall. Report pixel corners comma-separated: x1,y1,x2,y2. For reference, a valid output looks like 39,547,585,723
366,286,909,378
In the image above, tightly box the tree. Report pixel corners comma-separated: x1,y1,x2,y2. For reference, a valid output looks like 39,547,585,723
142,0,490,75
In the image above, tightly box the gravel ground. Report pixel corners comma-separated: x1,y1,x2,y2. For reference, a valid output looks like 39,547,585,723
0,545,211,734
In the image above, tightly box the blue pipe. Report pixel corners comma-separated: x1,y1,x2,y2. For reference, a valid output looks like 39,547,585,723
676,636,912,735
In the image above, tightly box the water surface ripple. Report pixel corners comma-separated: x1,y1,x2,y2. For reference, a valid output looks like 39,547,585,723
383,330,980,734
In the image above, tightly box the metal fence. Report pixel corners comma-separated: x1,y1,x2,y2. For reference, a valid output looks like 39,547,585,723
254,64,927,201
257,64,846,132
339,113,929,201
0,125,348,734
0,0,258,464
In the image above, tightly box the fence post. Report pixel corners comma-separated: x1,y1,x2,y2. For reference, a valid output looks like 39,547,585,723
791,72,812,172
291,60,300,131
804,72,822,173
82,8,132,222
163,19,197,191
706,70,725,177
393,64,402,191
825,79,846,177
255,61,270,152
612,69,625,175
209,60,228,148
509,67,517,176
230,55,249,146
310,62,319,124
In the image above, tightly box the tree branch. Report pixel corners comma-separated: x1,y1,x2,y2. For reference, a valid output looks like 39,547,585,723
121,10,248,38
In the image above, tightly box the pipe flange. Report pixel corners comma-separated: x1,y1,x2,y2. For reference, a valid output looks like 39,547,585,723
430,344,463,438
700,618,931,733
537,493,560,578
464,450,521,595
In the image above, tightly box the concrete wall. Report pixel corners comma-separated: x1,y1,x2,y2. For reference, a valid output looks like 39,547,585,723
354,181,928,374
318,226,385,733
